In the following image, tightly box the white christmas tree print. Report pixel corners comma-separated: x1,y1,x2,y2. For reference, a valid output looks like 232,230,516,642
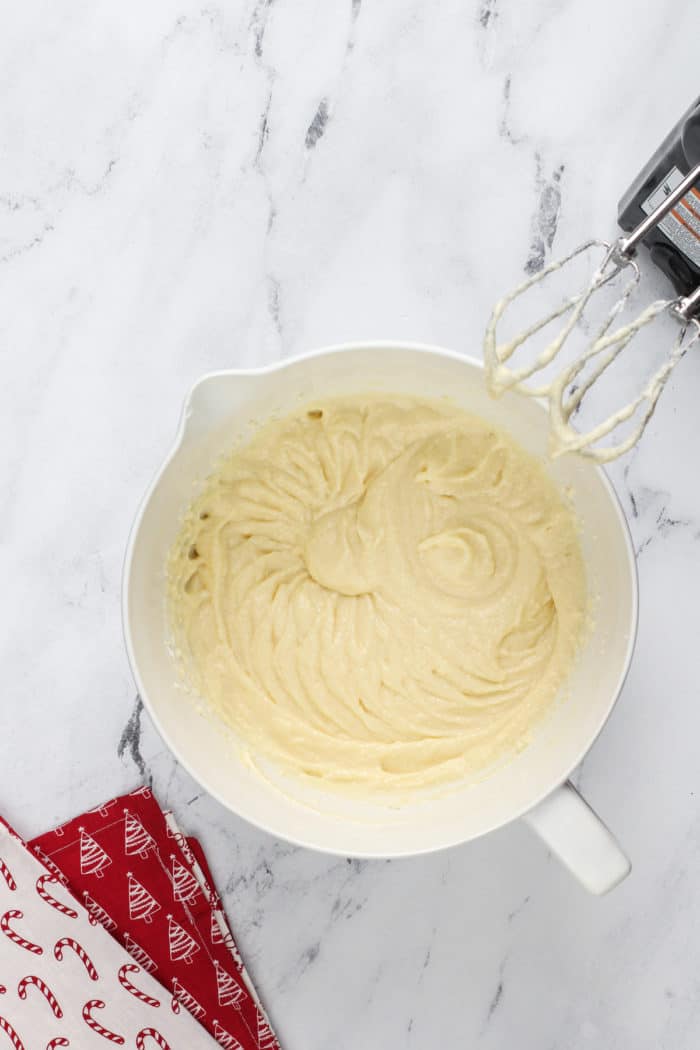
79,828,112,878
82,892,117,933
215,961,245,1008
123,933,157,974
128,873,162,924
257,1017,277,1050
124,809,157,859
88,799,118,818
170,855,200,905
171,978,206,1020
167,914,200,964
213,1020,244,1050
211,911,237,954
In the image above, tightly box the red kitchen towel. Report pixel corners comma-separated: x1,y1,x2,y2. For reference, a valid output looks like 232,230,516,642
30,787,281,1050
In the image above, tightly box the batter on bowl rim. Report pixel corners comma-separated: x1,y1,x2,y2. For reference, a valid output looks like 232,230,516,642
168,395,586,798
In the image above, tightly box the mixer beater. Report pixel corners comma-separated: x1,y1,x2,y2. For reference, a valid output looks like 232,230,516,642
484,100,700,463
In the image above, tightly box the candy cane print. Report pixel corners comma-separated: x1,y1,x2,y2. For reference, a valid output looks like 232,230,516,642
54,937,99,980
135,1029,172,1050
117,964,160,1008
17,975,63,1019
0,1016,25,1050
46,1039,70,1049
163,813,186,851
82,1001,125,1045
0,858,16,892
32,848,68,885
36,875,78,919
1,911,42,955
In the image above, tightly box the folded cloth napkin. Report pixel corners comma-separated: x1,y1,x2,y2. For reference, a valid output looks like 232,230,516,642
29,787,281,1050
0,814,219,1049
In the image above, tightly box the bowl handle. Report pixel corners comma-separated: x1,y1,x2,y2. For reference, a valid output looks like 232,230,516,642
523,781,631,894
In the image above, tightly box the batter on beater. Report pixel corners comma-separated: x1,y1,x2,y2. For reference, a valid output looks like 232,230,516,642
483,113,700,464
168,395,586,797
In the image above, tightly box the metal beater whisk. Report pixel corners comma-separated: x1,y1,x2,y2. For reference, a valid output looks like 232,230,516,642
484,156,700,464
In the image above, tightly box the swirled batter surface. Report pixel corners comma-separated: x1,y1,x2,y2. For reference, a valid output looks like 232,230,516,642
168,396,586,795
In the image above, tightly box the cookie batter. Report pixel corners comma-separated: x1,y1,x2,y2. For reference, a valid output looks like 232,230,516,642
168,396,586,795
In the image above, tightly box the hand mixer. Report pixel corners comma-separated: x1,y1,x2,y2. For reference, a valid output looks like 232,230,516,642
484,97,700,463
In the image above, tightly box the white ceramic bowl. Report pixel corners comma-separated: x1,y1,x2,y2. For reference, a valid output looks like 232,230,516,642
123,343,638,893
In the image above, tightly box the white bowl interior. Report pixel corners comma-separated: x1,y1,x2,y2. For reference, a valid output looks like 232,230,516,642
124,345,637,857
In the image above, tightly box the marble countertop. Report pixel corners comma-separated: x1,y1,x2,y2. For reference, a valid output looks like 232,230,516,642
3,1,700,1046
